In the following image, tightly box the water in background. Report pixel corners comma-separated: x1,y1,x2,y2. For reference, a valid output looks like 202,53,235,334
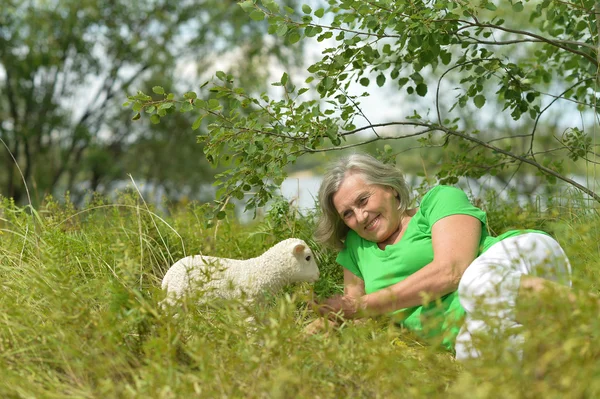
278,174,323,213
276,172,594,217
277,173,423,214
84,171,594,220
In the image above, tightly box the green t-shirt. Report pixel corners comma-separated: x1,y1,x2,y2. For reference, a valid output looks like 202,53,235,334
336,185,545,350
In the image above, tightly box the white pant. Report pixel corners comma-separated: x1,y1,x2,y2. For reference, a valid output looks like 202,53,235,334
454,233,572,361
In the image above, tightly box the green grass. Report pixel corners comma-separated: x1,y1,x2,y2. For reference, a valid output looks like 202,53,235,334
1,192,600,398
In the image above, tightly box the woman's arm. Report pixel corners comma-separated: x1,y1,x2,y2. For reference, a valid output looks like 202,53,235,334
344,268,366,298
317,214,481,318
311,268,365,320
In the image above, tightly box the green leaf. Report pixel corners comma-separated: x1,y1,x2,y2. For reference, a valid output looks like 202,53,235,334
281,72,289,86
249,10,265,21
359,77,370,86
305,26,317,37
575,20,587,32
229,98,240,109
484,2,497,11
216,71,227,81
180,102,193,112
314,8,325,18
238,1,254,12
184,91,197,100
440,52,452,65
302,4,312,14
410,72,424,83
132,112,141,121
376,74,385,87
276,24,288,36
192,114,205,130
288,31,301,44
150,114,161,124
474,95,486,108
263,0,279,13
152,86,165,95
416,83,427,96
208,99,220,109
512,2,524,12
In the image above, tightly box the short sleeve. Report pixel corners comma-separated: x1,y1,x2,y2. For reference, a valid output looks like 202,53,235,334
420,185,487,226
335,230,364,280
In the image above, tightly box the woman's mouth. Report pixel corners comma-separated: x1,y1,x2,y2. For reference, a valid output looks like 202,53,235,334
365,215,379,230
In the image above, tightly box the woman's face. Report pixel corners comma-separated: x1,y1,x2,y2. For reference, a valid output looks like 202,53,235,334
332,173,402,246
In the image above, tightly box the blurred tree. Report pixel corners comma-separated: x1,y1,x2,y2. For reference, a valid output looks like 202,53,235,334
0,0,301,204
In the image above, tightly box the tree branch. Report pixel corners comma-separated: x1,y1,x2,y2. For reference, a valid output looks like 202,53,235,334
320,120,600,202
487,134,533,144
458,22,597,65
438,125,600,202
340,121,434,137
595,2,600,67
302,128,438,153
528,78,593,157
2,64,20,147
457,37,595,50
340,88,380,138
435,58,487,124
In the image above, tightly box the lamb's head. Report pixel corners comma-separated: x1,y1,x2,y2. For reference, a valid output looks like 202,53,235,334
273,238,320,283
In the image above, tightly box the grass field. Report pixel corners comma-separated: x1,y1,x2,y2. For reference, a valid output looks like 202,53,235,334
1,192,600,398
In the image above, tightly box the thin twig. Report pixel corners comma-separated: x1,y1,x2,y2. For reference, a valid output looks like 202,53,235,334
302,128,438,153
528,78,593,157
458,22,597,64
341,88,380,138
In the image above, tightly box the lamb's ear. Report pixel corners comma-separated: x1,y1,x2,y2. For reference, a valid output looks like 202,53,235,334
293,244,306,255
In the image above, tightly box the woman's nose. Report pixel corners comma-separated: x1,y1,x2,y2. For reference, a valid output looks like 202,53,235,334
356,208,368,223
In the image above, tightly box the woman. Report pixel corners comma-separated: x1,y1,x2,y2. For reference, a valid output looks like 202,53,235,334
311,153,572,360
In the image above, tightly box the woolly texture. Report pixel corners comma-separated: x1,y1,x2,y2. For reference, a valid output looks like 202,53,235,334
161,238,320,305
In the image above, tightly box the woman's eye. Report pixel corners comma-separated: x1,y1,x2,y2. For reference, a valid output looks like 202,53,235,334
359,196,368,205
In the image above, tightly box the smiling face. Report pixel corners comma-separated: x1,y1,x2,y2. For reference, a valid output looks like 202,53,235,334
332,172,402,246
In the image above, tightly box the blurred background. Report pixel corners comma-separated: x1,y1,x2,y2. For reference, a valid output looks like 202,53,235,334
1,0,598,215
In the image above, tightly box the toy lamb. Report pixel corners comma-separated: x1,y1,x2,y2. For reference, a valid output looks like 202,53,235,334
161,238,320,306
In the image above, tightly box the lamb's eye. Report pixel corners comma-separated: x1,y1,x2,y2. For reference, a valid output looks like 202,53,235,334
305,255,311,262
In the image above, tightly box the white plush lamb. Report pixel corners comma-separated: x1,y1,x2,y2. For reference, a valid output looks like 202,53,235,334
160,238,320,306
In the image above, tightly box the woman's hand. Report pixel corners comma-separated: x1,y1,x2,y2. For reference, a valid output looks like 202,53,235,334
311,295,363,319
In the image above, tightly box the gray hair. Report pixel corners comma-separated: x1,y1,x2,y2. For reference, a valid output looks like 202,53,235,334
314,153,411,250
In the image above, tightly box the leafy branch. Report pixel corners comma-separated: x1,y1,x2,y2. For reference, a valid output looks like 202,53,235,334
125,0,600,216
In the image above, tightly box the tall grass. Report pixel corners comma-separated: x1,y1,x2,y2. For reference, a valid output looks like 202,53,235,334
1,192,599,398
